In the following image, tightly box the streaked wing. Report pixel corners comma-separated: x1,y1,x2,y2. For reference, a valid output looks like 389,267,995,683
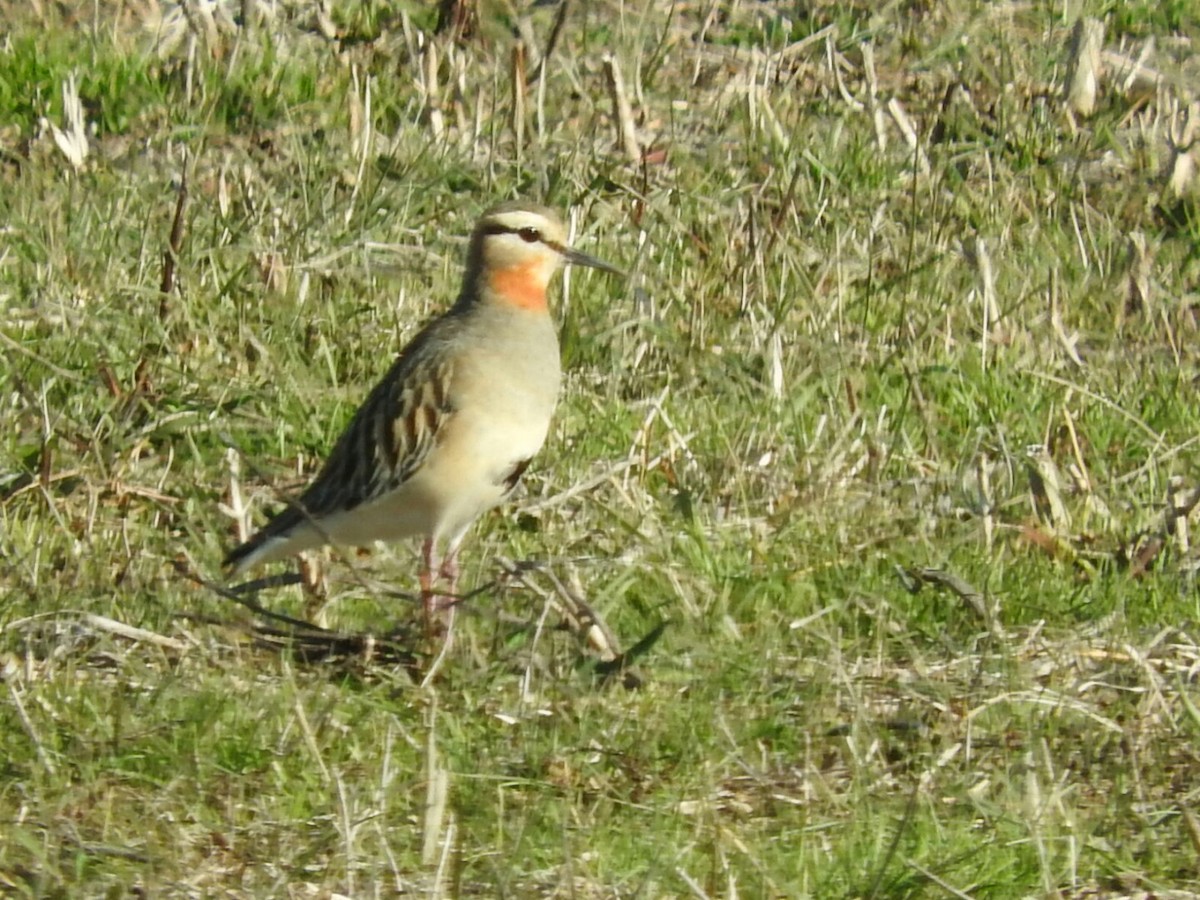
222,317,460,571
298,334,456,518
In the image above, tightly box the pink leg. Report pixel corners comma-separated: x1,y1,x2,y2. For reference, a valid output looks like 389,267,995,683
419,539,457,683
420,537,439,619
420,532,468,651
420,534,464,614
439,552,460,606
438,531,467,609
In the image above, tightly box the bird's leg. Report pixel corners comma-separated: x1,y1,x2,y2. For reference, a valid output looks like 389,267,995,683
420,536,460,681
436,552,460,661
420,536,465,615
439,541,462,609
432,536,465,660
420,537,440,620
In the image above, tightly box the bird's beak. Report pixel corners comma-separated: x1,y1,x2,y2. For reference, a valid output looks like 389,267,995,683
561,245,626,278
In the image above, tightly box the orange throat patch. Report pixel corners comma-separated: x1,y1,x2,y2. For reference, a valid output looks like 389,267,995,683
488,262,550,311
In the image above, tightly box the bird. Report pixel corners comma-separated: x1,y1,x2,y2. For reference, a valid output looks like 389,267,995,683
223,200,623,620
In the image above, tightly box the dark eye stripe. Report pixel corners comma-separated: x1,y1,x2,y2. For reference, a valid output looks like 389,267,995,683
480,222,543,243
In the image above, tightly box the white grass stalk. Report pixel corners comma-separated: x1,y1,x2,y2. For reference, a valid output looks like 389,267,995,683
51,74,89,170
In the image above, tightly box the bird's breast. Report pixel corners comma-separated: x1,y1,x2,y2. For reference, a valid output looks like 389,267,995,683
451,307,561,450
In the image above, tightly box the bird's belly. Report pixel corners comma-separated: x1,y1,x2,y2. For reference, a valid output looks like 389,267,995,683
423,409,551,532
323,409,549,550
322,324,559,550
315,482,445,547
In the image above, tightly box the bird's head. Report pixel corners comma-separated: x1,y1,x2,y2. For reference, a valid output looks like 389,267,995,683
466,201,623,311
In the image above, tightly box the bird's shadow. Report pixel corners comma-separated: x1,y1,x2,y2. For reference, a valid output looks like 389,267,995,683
172,559,663,688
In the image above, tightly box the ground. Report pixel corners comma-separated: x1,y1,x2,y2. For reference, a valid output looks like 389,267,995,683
2,0,1200,896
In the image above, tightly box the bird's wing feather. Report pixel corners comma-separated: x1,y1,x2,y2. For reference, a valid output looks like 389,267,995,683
297,326,458,517
223,316,461,569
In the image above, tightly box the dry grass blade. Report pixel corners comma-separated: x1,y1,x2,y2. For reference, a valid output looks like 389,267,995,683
420,701,450,868
49,73,88,169
81,613,188,651
511,40,526,163
6,680,56,776
1064,17,1105,117
603,53,641,164
1024,444,1071,533
493,557,654,687
526,0,571,86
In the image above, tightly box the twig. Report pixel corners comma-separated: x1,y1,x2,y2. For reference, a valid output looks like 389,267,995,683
495,557,658,688
861,40,887,154
174,559,315,631
827,34,863,111
1049,268,1083,366
675,866,713,900
334,772,357,895
174,561,421,670
223,447,249,546
603,53,641,164
82,613,187,651
592,620,666,683
1102,46,1161,96
960,237,998,372
540,565,621,663
519,586,556,702
419,605,456,689
159,168,189,320
1168,479,1199,553
903,566,1003,638
0,329,87,381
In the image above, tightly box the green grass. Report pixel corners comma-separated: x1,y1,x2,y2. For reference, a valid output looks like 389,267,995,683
3,0,1200,895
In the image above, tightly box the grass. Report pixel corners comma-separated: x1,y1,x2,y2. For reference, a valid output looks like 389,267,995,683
2,0,1200,895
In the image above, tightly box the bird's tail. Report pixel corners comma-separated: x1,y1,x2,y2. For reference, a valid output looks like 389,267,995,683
223,506,309,575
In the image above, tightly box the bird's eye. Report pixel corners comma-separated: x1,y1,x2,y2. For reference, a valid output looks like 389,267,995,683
518,227,541,243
